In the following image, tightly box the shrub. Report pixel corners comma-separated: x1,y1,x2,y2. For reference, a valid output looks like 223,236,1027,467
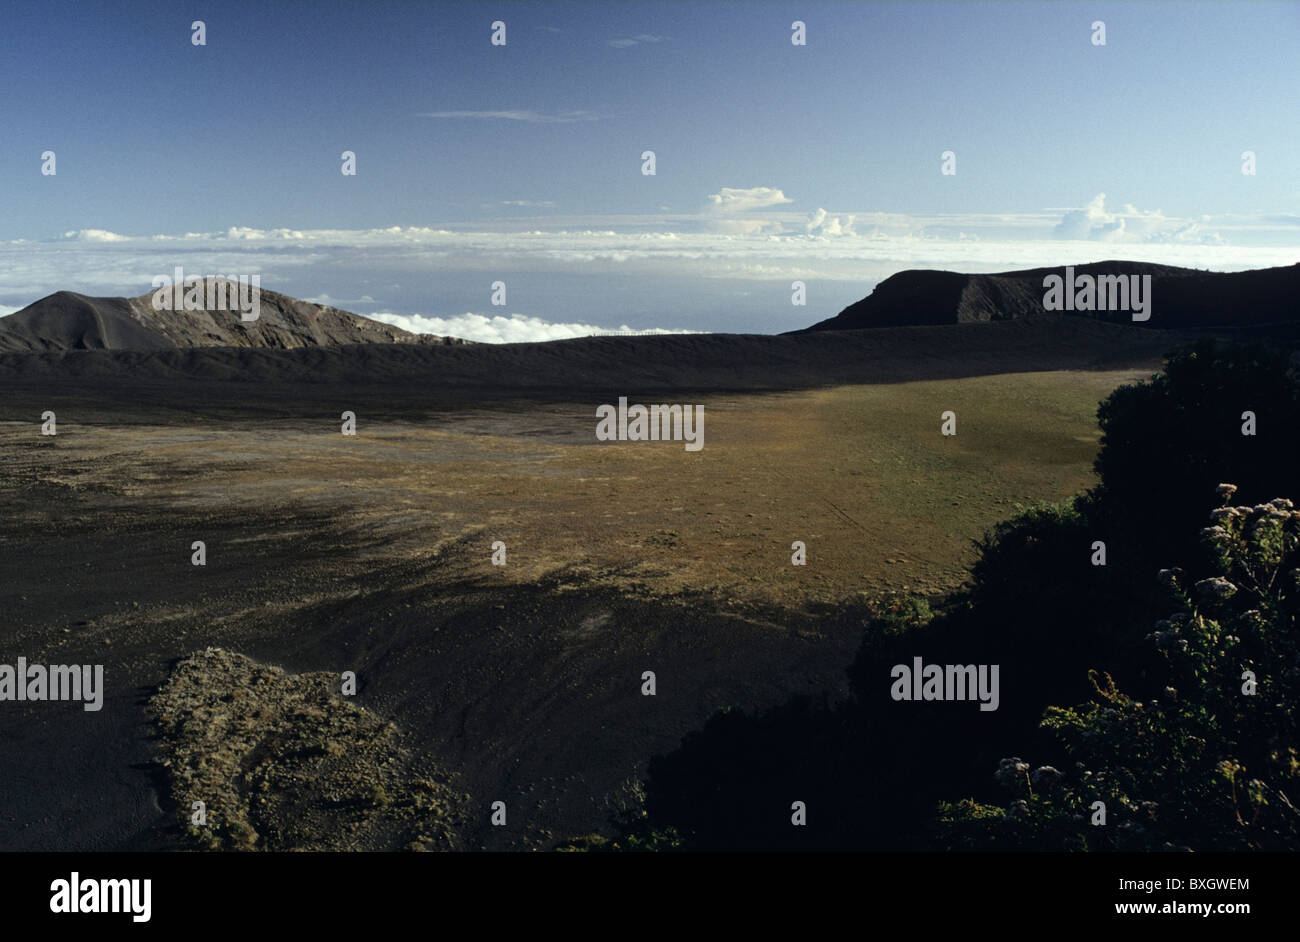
937,492,1300,851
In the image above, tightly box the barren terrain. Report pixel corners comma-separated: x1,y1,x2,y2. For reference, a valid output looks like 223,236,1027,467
0,363,1150,850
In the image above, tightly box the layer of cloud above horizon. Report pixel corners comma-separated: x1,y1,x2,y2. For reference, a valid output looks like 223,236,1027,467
1,192,1296,339
366,311,703,344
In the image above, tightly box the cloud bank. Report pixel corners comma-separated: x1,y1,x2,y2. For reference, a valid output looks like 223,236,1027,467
1,189,1294,337
369,312,703,344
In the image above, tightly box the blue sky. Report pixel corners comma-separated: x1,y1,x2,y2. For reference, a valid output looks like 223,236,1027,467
1,0,1297,339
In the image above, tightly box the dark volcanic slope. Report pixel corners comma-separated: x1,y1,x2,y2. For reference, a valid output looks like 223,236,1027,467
0,285,466,353
0,315,1187,390
0,315,1235,424
800,260,1300,331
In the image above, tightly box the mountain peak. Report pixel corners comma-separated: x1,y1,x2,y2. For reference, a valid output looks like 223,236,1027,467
0,285,467,353
798,261,1300,332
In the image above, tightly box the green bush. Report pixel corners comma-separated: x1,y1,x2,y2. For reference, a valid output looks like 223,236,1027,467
937,491,1300,851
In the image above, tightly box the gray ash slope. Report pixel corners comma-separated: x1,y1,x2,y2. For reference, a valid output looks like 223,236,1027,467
0,316,1208,411
798,260,1300,332
0,285,467,353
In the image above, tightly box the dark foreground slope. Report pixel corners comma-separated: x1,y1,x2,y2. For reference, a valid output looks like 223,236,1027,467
0,286,466,353
800,260,1300,331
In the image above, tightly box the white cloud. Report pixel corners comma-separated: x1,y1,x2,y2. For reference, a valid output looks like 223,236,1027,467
706,186,793,213
496,200,556,208
702,187,795,233
805,208,857,236
1049,193,1226,244
368,311,703,344
708,218,784,234
0,303,22,318
59,229,131,242
222,226,310,240
417,110,600,123
609,34,671,47
1052,193,1121,240
302,293,380,307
